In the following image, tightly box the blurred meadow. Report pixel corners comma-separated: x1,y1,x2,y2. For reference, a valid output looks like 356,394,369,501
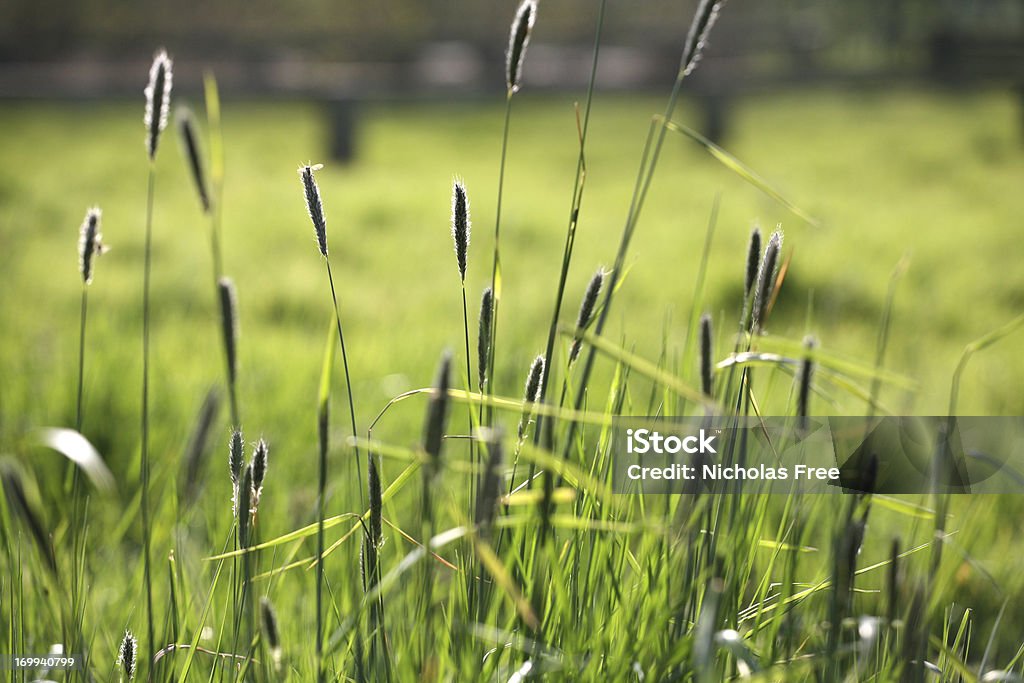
2,88,1022,456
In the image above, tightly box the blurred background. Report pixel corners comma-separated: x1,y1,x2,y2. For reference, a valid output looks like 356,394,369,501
1,0,1024,657
1,0,1023,440
2,0,1023,152
1,0,1022,429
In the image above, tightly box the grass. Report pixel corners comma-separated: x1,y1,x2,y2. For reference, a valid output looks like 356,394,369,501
1,93,1022,426
1,82,1023,680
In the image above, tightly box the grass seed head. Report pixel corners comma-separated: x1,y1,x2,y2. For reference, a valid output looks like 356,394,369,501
176,108,210,213
423,350,453,475
368,453,382,549
797,335,816,428
474,428,504,535
364,452,383,586
887,537,901,624
300,164,328,256
699,312,714,397
252,438,269,509
840,519,866,582
78,207,106,285
229,429,244,517
229,429,244,485
217,277,239,387
118,630,138,680
260,597,282,670
506,0,537,94
752,229,783,333
524,354,545,404
681,0,725,78
477,287,494,390
744,226,762,298
570,267,605,363
518,355,545,439
182,387,221,504
451,179,470,281
144,49,173,160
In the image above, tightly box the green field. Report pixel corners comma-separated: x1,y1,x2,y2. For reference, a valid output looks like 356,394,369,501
2,87,1024,679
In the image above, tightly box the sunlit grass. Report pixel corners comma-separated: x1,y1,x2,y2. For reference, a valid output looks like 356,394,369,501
1,84,1023,679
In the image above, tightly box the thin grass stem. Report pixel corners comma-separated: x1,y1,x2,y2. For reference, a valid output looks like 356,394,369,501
561,69,688,464
325,258,363,509
461,283,476,498
486,93,514,409
140,164,156,671
197,75,237,428
69,285,89,660
533,0,605,446
75,287,88,433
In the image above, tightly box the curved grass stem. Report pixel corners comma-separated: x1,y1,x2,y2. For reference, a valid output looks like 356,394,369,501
325,257,363,510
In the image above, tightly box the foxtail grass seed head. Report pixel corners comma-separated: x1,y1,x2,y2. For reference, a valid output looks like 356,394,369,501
260,597,282,671
474,428,504,534
368,453,382,549
183,387,221,504
299,164,328,256
217,277,239,387
887,537,901,623
229,429,243,516
518,355,545,440
229,429,244,485
744,226,761,298
699,313,714,397
423,351,453,475
506,0,537,94
78,207,106,285
477,287,494,390
681,0,725,78
451,179,470,281
842,519,866,575
752,229,783,333
176,108,210,213
570,268,605,363
144,49,173,160
119,630,138,680
797,335,816,428
524,355,545,404
252,438,269,509
365,453,383,587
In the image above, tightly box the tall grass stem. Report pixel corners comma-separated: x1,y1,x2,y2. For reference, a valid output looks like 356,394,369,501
486,95,514,406
461,283,476,493
140,165,156,672
325,258,363,509
75,289,88,433
533,0,606,445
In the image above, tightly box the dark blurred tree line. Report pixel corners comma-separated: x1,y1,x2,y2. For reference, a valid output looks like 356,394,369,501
1,0,1020,65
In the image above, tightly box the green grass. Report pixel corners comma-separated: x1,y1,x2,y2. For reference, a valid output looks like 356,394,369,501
1,86,1023,680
